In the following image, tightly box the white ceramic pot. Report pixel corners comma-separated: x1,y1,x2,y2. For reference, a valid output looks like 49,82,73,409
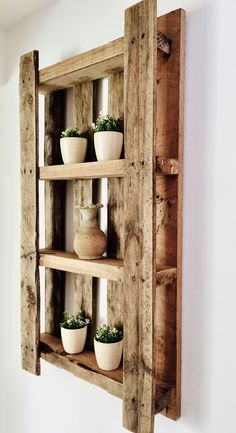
94,131,123,161
61,326,87,354
60,137,87,164
94,338,123,371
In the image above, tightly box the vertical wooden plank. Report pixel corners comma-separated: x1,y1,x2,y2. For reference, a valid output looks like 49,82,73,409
73,82,96,348
123,1,157,432
44,91,66,336
20,51,40,375
155,9,185,420
107,72,124,326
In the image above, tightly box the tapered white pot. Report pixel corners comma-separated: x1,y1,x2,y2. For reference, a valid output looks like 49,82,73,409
60,137,87,164
94,338,123,371
61,326,87,354
94,131,123,161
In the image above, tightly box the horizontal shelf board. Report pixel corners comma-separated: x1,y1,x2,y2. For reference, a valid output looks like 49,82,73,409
39,159,125,180
39,249,124,282
39,31,171,93
39,38,124,93
40,333,123,398
40,333,173,410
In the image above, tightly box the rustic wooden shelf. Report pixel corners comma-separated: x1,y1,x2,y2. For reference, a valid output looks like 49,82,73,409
39,157,178,181
39,249,176,284
20,2,185,432
40,333,123,398
40,333,173,414
39,159,125,180
39,249,124,282
39,33,171,94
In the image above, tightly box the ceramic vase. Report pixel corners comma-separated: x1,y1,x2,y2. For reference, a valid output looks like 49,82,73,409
74,203,107,259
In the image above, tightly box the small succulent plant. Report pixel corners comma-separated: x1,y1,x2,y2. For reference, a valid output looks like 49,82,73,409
92,114,123,133
60,311,90,329
95,324,123,343
61,127,82,138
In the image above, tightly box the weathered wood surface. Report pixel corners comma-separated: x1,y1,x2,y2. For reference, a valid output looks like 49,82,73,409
156,156,178,175
40,333,123,398
39,34,171,93
39,249,124,281
123,1,157,432
39,38,124,93
73,81,96,349
20,50,40,375
155,9,185,420
44,91,65,336
40,159,125,180
156,267,177,285
107,72,124,326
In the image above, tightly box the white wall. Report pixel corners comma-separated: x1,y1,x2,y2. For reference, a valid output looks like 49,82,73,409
0,0,236,433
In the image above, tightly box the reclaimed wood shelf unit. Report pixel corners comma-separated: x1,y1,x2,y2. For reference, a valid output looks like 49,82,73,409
20,1,185,432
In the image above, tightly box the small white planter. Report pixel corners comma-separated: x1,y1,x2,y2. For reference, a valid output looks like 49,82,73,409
94,338,123,371
60,137,87,164
94,131,123,161
61,326,87,354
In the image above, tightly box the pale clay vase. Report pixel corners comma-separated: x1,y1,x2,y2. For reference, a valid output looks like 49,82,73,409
94,338,123,371
94,131,123,161
61,326,87,354
60,137,87,164
74,203,107,260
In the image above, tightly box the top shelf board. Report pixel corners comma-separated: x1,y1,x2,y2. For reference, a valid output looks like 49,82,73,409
39,31,171,93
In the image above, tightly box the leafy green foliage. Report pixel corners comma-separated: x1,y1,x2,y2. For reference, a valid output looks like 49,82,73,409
92,114,123,133
95,324,123,344
60,311,90,329
61,127,82,138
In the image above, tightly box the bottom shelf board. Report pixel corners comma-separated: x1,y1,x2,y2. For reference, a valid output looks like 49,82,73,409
40,333,173,414
40,333,122,398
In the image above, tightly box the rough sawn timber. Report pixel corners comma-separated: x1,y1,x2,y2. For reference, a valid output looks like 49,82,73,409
20,50,40,375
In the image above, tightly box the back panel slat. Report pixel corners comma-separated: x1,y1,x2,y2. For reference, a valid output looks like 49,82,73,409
107,72,124,326
73,82,97,349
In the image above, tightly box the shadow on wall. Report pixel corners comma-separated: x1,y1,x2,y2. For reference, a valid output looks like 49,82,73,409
181,1,219,430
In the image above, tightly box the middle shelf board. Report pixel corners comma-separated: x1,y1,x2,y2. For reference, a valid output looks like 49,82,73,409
39,249,177,284
39,157,178,181
41,333,174,414
39,249,124,282
39,159,125,180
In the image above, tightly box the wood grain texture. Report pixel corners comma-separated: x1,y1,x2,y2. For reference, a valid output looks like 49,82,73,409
123,1,157,432
39,38,124,93
155,9,185,420
40,333,123,398
156,156,178,175
40,159,125,180
107,72,124,327
39,250,124,281
39,34,170,93
73,81,97,349
44,91,66,336
20,50,40,375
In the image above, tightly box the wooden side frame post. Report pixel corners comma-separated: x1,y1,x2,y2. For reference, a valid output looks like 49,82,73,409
20,51,40,375
123,1,157,432
155,9,185,420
